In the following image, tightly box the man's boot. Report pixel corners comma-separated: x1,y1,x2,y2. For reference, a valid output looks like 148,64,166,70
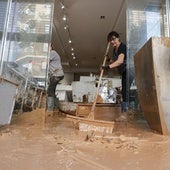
46,97,54,116
121,101,128,112
54,97,59,115
115,102,128,122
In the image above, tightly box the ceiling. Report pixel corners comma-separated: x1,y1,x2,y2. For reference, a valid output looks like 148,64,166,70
52,0,126,75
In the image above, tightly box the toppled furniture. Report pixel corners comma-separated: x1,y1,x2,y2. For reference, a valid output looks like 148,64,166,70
18,84,45,112
3,63,46,114
134,37,170,135
0,77,18,125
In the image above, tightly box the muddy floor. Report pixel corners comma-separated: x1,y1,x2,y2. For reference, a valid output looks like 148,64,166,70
0,109,170,170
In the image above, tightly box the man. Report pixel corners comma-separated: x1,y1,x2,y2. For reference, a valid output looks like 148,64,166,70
46,45,64,115
102,31,133,121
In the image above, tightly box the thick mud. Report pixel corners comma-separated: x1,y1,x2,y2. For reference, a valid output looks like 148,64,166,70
0,109,170,170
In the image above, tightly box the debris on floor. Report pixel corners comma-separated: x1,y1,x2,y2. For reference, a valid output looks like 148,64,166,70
0,109,170,170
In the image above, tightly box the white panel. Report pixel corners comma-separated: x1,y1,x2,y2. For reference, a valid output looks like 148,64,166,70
72,81,96,102
0,80,18,125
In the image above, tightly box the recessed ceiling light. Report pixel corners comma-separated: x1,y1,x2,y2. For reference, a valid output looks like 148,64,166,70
61,5,65,9
64,25,68,29
62,15,66,21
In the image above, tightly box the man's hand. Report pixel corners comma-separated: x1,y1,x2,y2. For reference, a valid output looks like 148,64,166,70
106,57,111,62
102,65,110,70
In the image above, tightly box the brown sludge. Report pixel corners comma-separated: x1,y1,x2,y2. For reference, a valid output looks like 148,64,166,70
0,109,170,170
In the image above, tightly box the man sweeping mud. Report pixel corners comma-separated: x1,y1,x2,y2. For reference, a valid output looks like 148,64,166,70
102,31,134,121
46,45,64,116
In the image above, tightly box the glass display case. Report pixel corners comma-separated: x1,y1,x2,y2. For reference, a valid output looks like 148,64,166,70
0,0,54,115
126,0,168,111
1,0,54,87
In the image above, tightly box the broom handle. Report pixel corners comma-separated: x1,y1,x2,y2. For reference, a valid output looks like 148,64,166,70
88,42,110,119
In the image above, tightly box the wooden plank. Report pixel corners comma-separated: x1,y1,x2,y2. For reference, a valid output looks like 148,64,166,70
38,90,43,108
19,84,30,113
0,76,19,86
134,37,170,135
76,103,121,121
31,87,38,109
15,80,24,101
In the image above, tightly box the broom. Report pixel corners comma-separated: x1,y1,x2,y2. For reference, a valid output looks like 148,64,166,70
88,42,110,119
67,42,114,134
